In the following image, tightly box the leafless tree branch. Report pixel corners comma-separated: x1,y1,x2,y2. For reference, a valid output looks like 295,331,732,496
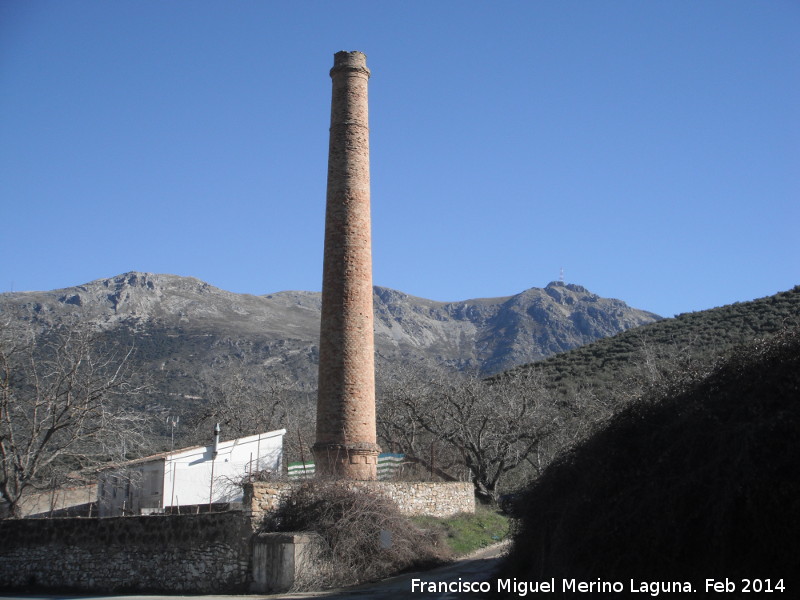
0,321,148,518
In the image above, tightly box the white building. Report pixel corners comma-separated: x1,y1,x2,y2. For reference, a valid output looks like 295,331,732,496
98,428,285,516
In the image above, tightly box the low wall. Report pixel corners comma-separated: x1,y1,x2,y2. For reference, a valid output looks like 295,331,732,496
244,480,475,523
1,480,475,594
0,512,252,593
18,484,97,518
377,481,475,517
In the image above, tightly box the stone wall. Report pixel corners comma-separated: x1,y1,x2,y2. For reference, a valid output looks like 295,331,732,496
0,481,474,593
0,512,252,593
374,481,475,517
244,480,475,523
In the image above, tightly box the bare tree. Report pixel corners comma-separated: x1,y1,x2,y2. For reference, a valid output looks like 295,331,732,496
192,357,323,471
376,362,464,480
614,333,719,407
193,358,289,440
281,391,317,468
378,364,558,503
376,361,436,456
522,383,613,481
0,322,148,518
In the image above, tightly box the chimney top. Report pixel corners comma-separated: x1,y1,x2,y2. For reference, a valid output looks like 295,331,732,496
331,51,370,77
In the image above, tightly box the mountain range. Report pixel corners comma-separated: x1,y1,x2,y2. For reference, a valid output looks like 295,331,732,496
0,272,661,399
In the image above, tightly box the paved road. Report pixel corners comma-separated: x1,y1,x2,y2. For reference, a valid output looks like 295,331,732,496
277,541,508,599
0,542,508,600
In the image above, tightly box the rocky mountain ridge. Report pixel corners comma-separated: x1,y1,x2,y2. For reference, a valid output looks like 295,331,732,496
0,272,661,392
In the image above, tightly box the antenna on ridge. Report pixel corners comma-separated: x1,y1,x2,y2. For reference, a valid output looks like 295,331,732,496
559,267,565,284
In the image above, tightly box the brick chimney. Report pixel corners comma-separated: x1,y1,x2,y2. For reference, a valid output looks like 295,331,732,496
313,51,380,479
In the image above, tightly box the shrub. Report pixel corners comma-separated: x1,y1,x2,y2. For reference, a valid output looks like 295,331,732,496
498,326,800,596
264,480,450,590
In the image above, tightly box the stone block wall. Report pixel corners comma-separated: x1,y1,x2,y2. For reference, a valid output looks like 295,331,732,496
243,482,296,521
244,480,475,523
1,481,474,594
0,512,252,593
372,481,476,517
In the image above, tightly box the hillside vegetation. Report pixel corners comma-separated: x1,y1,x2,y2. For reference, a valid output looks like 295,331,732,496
498,324,800,595
502,285,800,398
487,286,800,491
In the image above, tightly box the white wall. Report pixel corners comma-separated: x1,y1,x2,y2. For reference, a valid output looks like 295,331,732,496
164,429,285,508
98,429,285,515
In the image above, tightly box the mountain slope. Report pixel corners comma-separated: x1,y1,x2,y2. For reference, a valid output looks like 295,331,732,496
0,272,660,395
500,326,800,590
501,284,800,400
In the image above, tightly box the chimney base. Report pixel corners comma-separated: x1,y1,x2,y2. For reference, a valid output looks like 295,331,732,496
312,442,381,480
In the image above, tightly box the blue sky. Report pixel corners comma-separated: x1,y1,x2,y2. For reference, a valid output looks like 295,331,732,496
1,1,797,318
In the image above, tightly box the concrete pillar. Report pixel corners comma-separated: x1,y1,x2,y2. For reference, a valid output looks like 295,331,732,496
251,532,323,593
313,51,380,479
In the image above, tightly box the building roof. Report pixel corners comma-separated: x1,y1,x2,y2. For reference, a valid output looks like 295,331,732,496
97,428,286,471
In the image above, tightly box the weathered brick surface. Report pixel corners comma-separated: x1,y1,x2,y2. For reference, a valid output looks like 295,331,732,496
315,50,380,478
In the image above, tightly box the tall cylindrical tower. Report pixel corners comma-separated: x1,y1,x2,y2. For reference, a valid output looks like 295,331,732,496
313,51,380,479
